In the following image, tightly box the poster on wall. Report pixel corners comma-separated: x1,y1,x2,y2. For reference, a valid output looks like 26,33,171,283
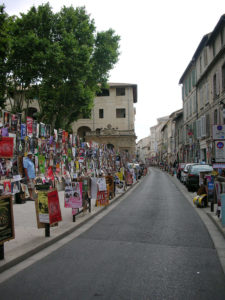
0,195,15,244
0,137,14,158
48,190,62,225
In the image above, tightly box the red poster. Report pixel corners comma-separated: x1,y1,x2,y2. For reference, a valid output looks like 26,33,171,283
26,117,33,136
48,190,62,225
4,181,11,193
0,137,14,158
96,191,109,207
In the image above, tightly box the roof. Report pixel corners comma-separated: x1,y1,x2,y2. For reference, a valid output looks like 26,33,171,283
179,34,210,84
207,14,225,45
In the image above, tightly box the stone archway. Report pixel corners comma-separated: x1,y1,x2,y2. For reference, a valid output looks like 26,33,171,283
107,143,114,150
77,126,91,141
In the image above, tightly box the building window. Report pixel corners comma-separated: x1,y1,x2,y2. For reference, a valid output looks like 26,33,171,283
221,29,224,47
200,56,202,74
213,73,217,98
222,64,225,91
99,109,104,118
214,109,218,124
192,69,196,87
116,108,126,118
213,42,216,57
116,87,125,96
97,89,110,96
203,48,208,67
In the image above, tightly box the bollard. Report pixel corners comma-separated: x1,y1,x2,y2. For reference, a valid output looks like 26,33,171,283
0,244,4,260
45,224,50,237
88,198,91,213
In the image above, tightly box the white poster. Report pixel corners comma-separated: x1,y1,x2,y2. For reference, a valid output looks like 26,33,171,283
97,177,107,191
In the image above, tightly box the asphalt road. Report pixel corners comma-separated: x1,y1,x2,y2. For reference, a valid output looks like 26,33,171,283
1,168,225,300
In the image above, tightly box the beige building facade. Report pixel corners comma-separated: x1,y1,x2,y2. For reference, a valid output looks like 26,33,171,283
72,83,137,155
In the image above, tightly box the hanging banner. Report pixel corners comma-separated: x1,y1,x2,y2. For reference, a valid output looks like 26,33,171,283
26,117,33,137
48,190,62,225
21,124,26,140
0,195,15,243
0,137,14,158
11,114,18,132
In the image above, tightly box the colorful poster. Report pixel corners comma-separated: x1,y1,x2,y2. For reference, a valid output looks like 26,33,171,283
26,117,33,137
3,181,11,193
21,124,26,140
96,191,109,206
38,191,49,223
64,180,82,208
3,111,10,127
38,155,46,174
11,114,18,132
48,190,62,224
0,137,14,158
11,181,20,194
0,195,15,243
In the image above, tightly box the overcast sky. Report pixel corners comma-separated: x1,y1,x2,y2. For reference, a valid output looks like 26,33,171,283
2,0,225,141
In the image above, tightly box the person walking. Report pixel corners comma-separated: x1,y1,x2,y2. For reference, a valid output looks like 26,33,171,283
23,151,35,201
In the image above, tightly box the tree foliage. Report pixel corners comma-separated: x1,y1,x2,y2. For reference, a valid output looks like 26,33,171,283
0,5,9,108
4,3,120,131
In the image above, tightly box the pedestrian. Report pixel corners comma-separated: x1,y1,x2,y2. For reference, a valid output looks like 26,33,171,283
23,151,35,201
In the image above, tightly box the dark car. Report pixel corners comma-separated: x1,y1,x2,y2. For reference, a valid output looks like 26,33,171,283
186,164,213,192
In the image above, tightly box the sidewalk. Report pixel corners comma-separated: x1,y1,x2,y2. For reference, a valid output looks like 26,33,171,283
169,173,225,239
0,182,139,273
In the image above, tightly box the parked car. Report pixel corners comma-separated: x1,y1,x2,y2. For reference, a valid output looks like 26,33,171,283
180,163,197,185
176,163,186,180
186,164,213,192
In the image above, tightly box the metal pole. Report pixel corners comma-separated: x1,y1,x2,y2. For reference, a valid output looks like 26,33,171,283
45,224,50,237
73,215,76,222
0,244,4,260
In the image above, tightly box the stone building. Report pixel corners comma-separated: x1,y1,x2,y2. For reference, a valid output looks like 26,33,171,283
179,14,225,164
72,83,137,155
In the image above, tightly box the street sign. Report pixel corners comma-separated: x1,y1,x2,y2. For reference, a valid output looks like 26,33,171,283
213,125,225,139
215,140,225,162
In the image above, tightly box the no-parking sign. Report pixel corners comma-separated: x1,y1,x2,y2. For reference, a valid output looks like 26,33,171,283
215,140,225,162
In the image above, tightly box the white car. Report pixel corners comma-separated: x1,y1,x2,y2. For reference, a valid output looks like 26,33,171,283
181,163,197,185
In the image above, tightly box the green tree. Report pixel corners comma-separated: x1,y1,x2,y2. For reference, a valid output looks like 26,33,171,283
0,5,9,108
6,4,120,130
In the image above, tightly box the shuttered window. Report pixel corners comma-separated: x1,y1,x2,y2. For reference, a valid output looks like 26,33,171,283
206,114,210,138
201,115,206,137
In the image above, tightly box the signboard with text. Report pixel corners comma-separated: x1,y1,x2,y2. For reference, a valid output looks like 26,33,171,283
215,140,225,162
213,125,225,139
0,195,15,243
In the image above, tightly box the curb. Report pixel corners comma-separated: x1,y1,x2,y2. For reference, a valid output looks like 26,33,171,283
164,168,225,241
206,212,225,240
0,179,141,274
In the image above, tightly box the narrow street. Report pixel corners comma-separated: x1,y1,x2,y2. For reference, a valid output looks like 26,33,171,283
1,168,225,299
